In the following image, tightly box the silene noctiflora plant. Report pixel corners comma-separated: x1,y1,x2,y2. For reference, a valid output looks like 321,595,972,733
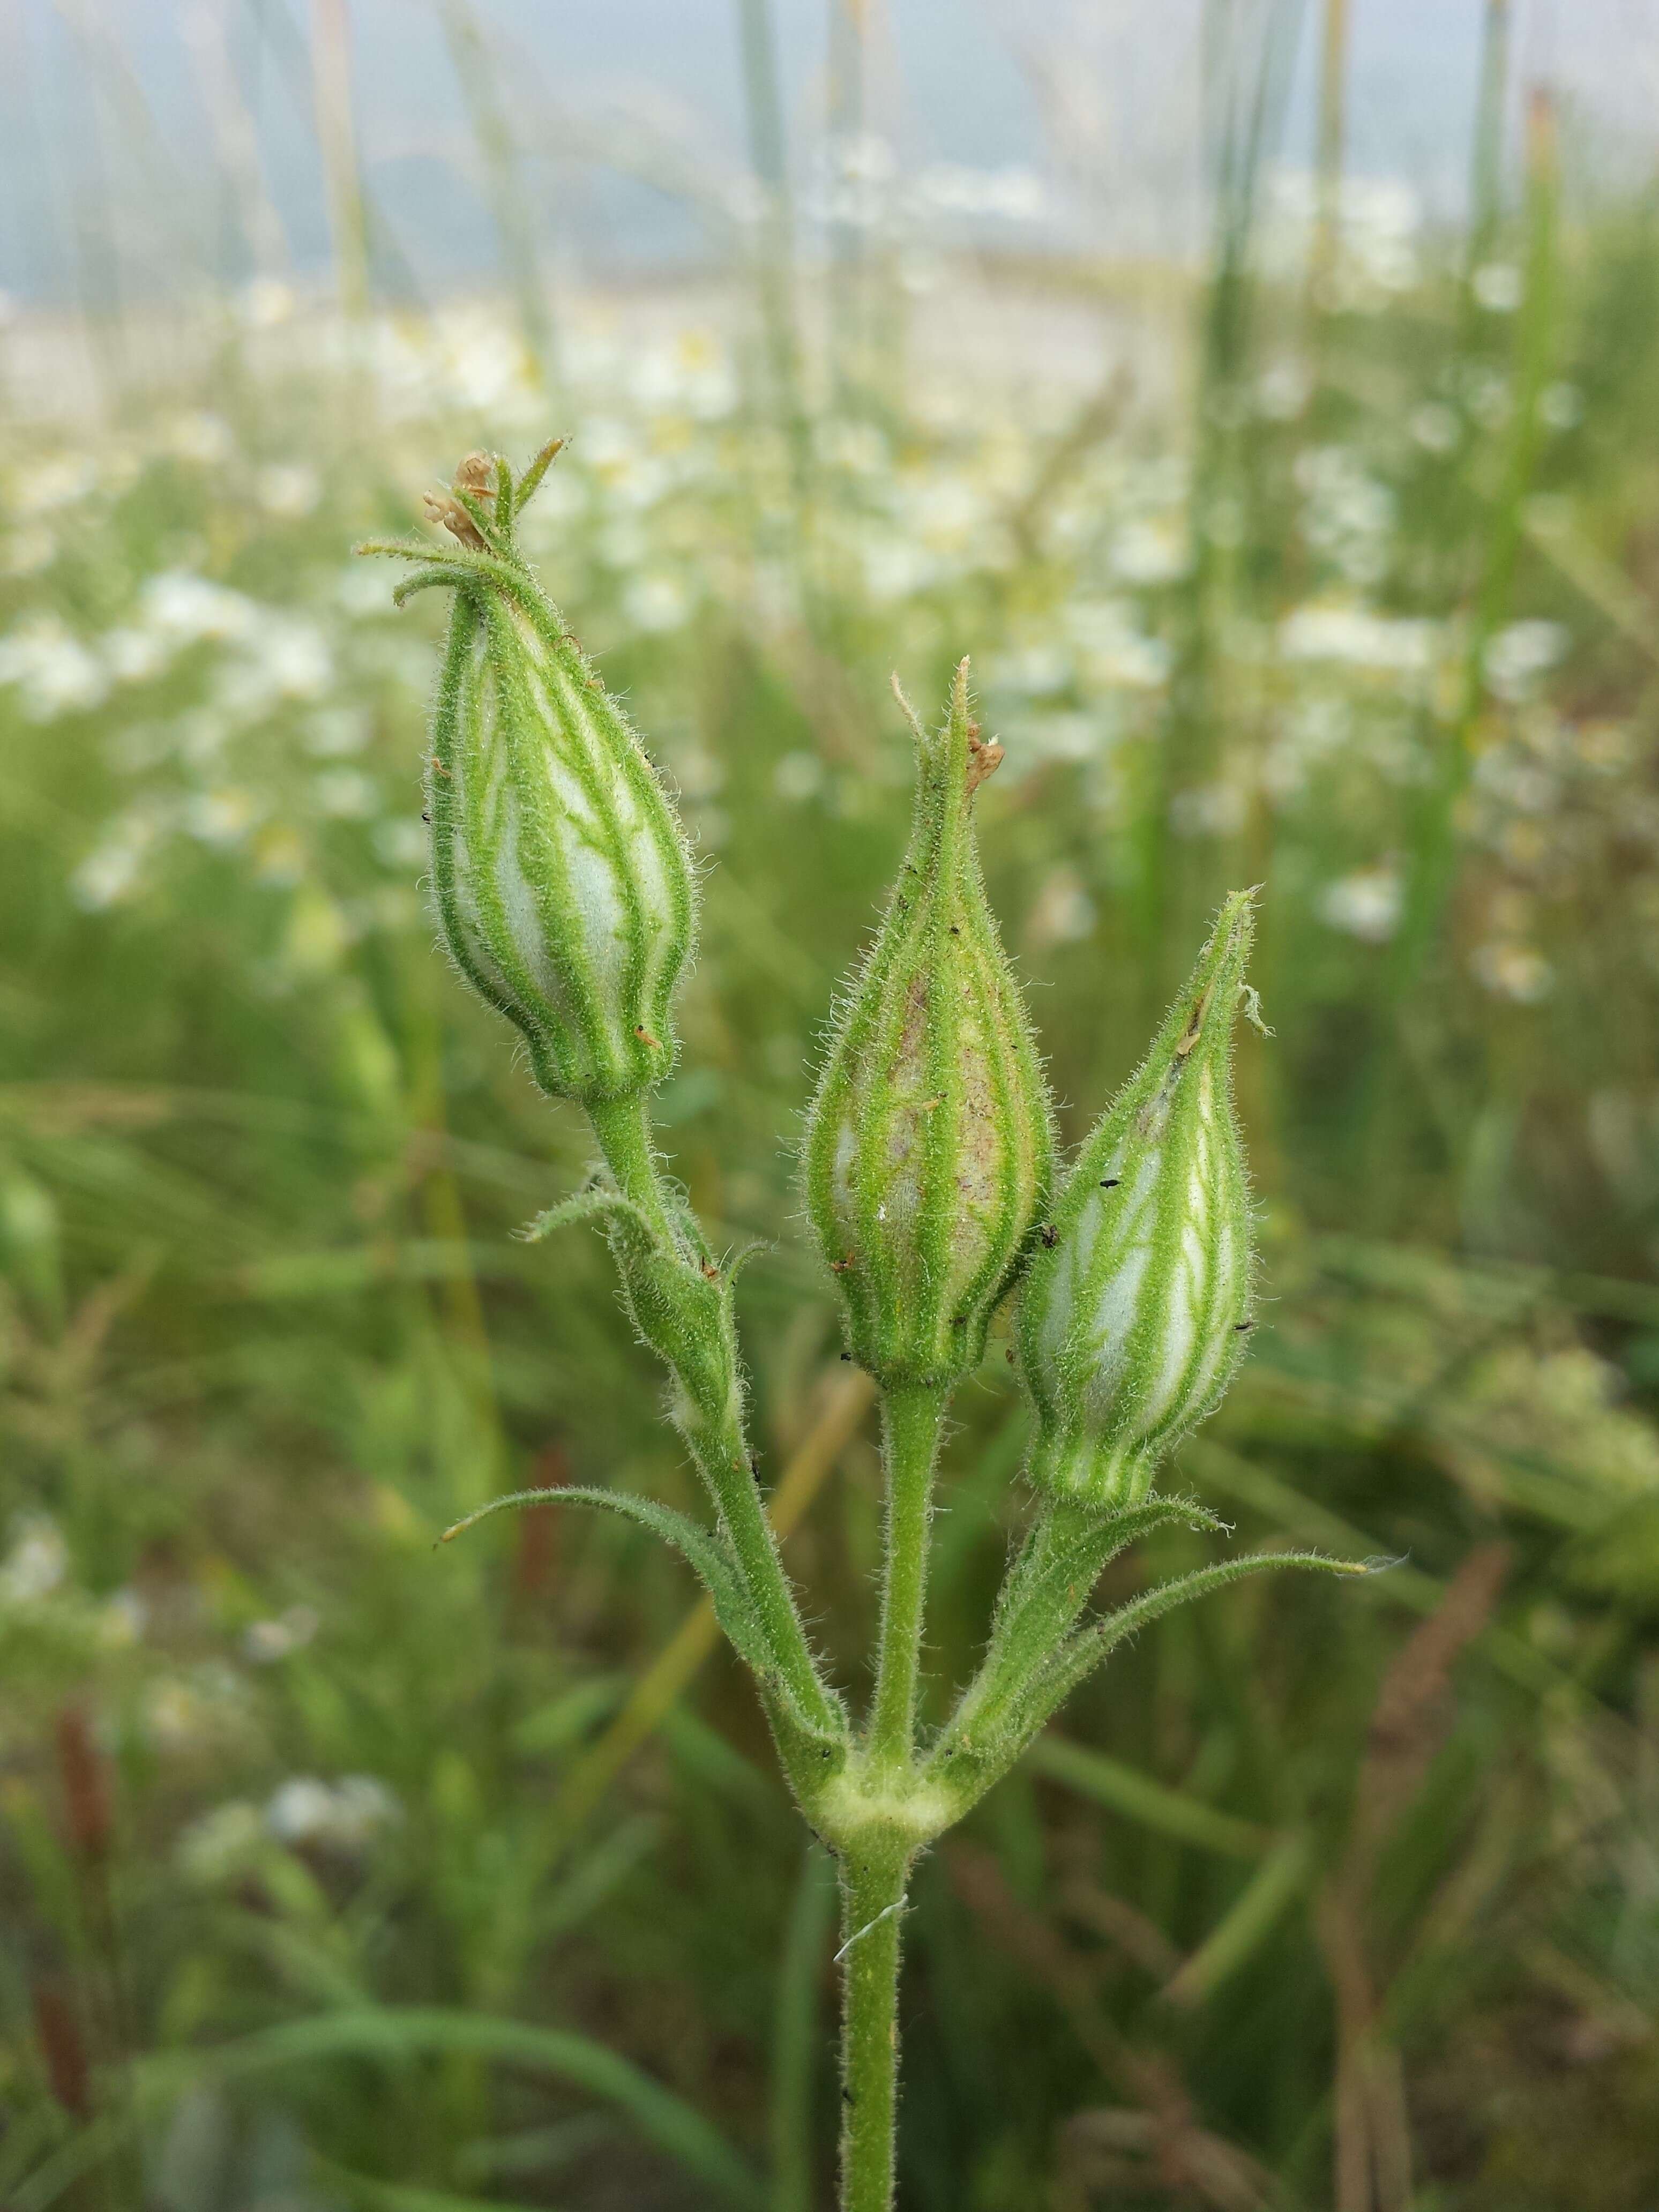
362,446,1365,2212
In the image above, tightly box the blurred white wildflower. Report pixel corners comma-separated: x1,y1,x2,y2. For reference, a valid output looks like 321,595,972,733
1264,171,1420,297
1471,941,1554,1002
303,705,371,757
1538,382,1584,432
1280,604,1436,674
622,573,690,633
238,277,295,329
630,334,736,421
1296,446,1396,585
0,1514,68,1604
1068,598,1170,688
1410,402,1461,454
254,462,322,518
990,645,1070,698
1464,367,1511,428
166,412,235,464
1257,360,1311,421
266,1774,399,1850
145,1678,213,1751
14,453,98,515
0,615,109,718
312,768,378,820
1170,783,1246,838
372,818,427,869
1109,517,1190,585
1319,865,1402,942
774,751,825,803
916,163,1046,221
143,571,257,645
215,617,333,715
98,1588,147,1648
597,519,648,571
177,707,230,765
2,525,56,576
818,132,898,231
1026,865,1097,947
908,477,987,548
102,626,168,684
335,563,395,618
243,1603,319,1664
1484,619,1567,701
1007,712,1099,765
1264,695,1352,802
72,835,148,911
178,1799,265,1882
1472,262,1524,312
1473,747,1557,814
183,789,261,847
861,539,938,603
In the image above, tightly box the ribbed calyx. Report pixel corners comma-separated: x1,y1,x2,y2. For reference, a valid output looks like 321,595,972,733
372,447,697,1105
1017,892,1257,1507
804,662,1052,1387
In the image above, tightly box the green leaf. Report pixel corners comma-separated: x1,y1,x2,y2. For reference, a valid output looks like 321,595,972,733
942,1494,1233,1754
1016,1549,1372,1744
513,434,567,512
440,1484,783,1692
517,1185,654,1243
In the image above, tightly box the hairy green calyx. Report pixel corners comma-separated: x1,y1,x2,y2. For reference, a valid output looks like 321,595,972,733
1018,891,1258,1507
364,444,696,1106
803,661,1052,1387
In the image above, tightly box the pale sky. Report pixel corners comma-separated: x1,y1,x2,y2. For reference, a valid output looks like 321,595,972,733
1,1,1648,304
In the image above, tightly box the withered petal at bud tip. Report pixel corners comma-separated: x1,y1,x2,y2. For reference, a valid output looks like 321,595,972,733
452,451,497,499
422,490,487,549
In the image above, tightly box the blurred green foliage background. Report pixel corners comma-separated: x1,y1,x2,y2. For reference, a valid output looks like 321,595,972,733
3,3,1659,2207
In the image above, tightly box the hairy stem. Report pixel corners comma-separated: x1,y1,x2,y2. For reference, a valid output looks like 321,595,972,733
837,1836,910,2212
586,1090,680,1243
868,1382,946,1772
585,1092,841,1738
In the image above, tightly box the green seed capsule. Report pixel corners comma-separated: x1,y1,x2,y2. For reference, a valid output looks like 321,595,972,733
415,455,697,1105
1017,892,1257,1507
804,662,1052,1387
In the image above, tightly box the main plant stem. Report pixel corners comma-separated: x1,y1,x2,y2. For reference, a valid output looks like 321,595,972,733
832,1380,946,2210
838,1834,910,2212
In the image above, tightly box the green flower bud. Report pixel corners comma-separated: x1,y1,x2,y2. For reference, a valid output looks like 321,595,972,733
804,662,1052,1387
386,448,697,1105
1017,892,1258,1507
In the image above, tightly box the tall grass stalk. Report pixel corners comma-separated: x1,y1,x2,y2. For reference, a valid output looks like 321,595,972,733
440,0,562,398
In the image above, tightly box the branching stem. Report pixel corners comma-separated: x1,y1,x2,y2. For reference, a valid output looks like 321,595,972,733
585,1091,840,1740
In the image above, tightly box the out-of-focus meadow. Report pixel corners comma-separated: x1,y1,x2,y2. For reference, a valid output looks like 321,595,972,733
4,2,1659,2206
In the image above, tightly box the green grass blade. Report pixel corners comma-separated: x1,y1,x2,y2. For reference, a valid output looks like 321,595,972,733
1027,1735,1273,1861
